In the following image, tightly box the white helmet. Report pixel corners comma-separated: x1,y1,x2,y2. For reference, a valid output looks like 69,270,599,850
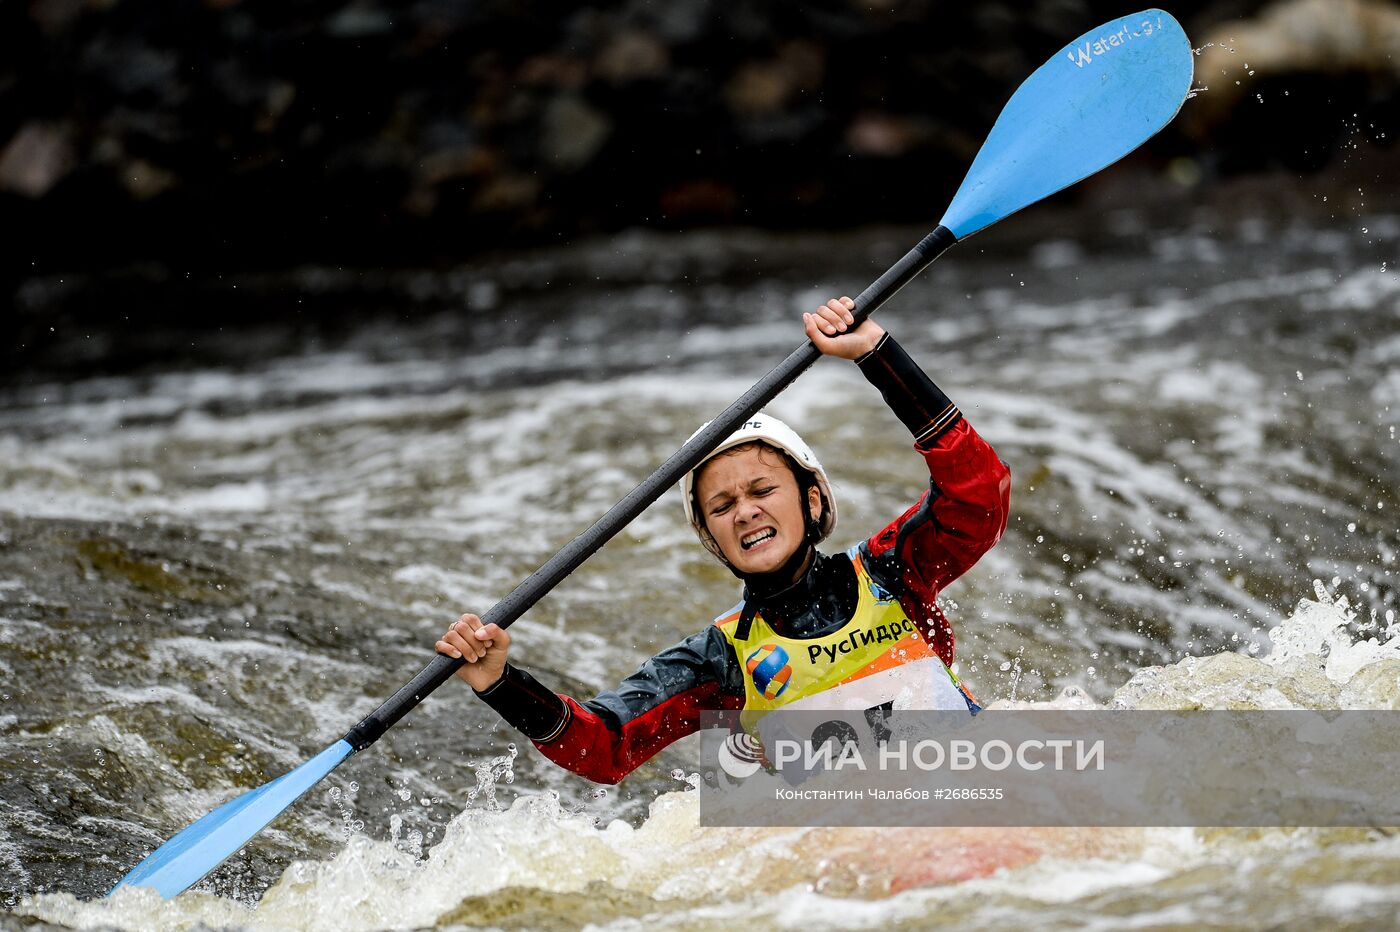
680,412,837,561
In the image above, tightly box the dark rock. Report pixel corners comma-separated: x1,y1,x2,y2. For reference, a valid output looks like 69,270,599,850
326,2,396,38
640,0,713,43
595,31,670,85
724,42,825,117
846,112,925,157
659,178,739,221
472,172,541,213
518,55,590,90
118,158,177,200
0,123,75,197
1182,0,1400,172
0,0,1389,271
541,95,612,170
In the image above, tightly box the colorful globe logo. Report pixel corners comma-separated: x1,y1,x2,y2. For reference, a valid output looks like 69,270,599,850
745,643,792,700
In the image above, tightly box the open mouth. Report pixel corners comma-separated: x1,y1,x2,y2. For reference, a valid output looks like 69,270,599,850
741,528,776,550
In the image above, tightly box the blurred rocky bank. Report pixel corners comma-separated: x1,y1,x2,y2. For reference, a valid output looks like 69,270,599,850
3,0,1397,268
4,0,1399,386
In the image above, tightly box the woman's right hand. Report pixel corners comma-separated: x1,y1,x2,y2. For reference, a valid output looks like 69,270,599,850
436,613,511,691
805,295,885,359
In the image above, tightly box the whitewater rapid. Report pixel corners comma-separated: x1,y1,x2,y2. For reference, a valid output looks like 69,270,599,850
3,182,1397,926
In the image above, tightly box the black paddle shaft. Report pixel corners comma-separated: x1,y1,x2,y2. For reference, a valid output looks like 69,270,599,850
343,224,958,752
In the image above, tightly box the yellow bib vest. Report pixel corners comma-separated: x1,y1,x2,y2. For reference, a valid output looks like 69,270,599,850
714,549,979,715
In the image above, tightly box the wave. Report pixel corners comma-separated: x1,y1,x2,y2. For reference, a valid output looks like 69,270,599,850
18,582,1400,930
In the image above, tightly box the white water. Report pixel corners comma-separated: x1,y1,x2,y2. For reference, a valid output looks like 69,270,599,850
3,202,1398,926
15,581,1400,931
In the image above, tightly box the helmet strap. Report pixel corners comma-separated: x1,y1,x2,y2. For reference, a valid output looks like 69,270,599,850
797,469,827,545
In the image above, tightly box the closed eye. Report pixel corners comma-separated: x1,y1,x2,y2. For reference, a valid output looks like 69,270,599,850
708,484,777,516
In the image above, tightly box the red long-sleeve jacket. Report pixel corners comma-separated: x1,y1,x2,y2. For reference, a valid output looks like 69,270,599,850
475,333,1011,784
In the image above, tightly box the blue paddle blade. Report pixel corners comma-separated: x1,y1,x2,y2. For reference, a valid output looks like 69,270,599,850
110,739,354,899
940,9,1193,239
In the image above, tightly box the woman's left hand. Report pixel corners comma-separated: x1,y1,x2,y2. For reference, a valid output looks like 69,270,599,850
804,296,885,359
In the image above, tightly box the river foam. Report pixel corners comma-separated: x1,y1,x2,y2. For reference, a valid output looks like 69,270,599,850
17,578,1400,931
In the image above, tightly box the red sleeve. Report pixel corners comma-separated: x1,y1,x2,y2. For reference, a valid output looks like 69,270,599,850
864,418,1011,662
877,417,1010,590
533,684,743,785
492,625,745,784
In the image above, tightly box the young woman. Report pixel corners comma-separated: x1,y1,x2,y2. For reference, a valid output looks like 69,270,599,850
436,296,1011,784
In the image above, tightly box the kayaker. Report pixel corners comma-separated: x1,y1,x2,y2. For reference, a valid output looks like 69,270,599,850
436,296,1011,784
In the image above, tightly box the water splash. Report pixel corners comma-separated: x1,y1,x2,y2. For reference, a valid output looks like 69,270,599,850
327,782,364,840
18,577,1400,930
670,768,704,791
1109,578,1400,711
464,743,518,810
